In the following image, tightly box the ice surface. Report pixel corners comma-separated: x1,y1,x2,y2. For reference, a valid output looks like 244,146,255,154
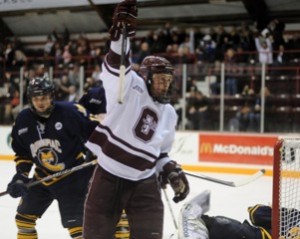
0,160,272,239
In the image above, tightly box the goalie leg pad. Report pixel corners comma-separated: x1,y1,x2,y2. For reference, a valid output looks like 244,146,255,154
177,190,211,239
178,216,208,239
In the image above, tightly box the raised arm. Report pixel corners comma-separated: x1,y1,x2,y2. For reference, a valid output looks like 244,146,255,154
107,0,138,69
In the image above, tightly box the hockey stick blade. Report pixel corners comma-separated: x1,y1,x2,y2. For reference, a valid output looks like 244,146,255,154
185,169,266,187
0,160,97,197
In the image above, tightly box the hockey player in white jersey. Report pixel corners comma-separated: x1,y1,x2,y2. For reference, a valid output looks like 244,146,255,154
83,0,190,239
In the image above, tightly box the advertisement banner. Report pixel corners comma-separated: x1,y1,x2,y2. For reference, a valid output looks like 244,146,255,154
170,132,198,165
0,126,14,160
199,133,278,165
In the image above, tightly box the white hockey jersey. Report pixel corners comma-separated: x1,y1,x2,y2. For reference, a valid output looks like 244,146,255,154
86,37,178,181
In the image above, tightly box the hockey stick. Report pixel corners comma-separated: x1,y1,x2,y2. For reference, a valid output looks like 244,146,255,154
118,23,127,104
0,160,97,197
185,169,266,187
162,188,178,230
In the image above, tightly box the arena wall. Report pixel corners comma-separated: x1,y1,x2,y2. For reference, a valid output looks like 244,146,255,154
0,126,281,175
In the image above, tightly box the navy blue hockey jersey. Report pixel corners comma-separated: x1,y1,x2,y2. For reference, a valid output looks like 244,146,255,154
11,101,99,185
78,86,106,115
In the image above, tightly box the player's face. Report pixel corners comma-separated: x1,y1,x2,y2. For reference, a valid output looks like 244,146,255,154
151,73,173,97
31,94,52,114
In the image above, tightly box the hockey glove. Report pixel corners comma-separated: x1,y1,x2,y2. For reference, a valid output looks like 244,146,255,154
109,0,138,41
7,173,30,198
161,161,190,203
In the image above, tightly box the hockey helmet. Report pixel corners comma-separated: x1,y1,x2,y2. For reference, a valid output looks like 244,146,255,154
139,56,174,104
27,76,55,118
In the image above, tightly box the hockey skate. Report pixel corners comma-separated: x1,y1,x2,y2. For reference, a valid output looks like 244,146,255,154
177,190,211,239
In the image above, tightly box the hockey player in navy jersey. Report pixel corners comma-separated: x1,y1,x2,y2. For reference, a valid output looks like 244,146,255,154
6,76,99,239
83,1,189,238
78,80,107,122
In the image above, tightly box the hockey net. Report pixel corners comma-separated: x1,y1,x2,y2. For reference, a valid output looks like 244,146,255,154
272,138,300,239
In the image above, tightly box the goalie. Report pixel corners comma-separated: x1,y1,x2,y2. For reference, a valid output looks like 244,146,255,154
175,190,300,239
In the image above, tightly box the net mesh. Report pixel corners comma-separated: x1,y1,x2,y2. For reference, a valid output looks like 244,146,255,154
278,138,300,238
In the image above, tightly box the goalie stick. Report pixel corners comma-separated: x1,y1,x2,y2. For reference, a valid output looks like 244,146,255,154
185,169,266,187
0,160,97,197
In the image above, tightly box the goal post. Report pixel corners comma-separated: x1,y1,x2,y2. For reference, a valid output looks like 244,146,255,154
272,138,300,239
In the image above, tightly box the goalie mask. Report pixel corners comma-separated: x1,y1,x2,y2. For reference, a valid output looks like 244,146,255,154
27,76,55,118
139,56,174,104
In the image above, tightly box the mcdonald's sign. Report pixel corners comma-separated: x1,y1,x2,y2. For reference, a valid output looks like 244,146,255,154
199,133,278,165
200,143,213,154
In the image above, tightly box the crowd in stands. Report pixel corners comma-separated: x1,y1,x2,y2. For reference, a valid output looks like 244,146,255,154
1,19,300,132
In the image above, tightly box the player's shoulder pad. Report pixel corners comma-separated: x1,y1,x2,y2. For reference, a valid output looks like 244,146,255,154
88,86,106,99
55,101,88,117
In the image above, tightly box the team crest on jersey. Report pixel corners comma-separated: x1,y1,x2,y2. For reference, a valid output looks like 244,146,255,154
38,148,65,172
134,108,158,142
30,139,64,172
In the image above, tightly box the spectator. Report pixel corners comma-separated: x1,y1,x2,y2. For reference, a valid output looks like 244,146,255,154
177,45,195,64
135,41,150,65
68,64,80,86
186,76,199,93
55,74,71,101
255,33,273,64
66,85,79,102
91,46,103,67
224,48,238,95
44,35,54,56
186,90,211,130
4,42,15,71
229,101,254,132
91,64,102,82
196,34,216,63
213,25,230,61
14,48,27,68
253,86,272,132
62,44,73,66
